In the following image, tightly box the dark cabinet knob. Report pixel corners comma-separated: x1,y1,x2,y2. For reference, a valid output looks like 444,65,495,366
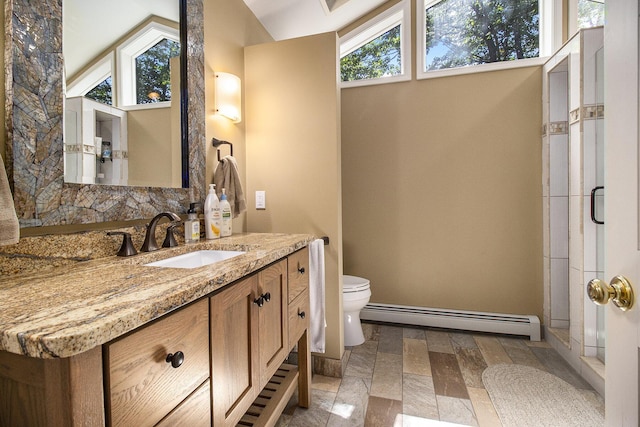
298,311,306,319
298,265,305,274
166,351,184,368
253,293,270,307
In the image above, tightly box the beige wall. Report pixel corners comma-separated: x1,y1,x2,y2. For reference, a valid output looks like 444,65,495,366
204,0,273,232
245,33,344,360
341,66,544,320
127,108,177,187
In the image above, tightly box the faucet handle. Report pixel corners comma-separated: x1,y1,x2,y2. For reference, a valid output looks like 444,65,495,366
162,222,181,248
107,232,138,257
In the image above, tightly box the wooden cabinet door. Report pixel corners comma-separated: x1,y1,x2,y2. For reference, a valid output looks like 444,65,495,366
257,259,288,388
211,275,259,427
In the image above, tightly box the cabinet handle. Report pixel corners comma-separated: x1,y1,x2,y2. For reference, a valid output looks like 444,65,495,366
263,292,271,302
166,351,185,368
297,264,306,274
298,310,306,319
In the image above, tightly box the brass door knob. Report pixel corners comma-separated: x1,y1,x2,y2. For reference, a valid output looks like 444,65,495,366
587,276,635,311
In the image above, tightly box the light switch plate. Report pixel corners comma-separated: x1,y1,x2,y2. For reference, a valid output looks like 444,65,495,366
256,191,266,209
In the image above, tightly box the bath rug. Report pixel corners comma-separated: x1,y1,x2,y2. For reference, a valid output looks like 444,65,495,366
482,364,603,427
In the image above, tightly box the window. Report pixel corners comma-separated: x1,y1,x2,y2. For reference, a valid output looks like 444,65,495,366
117,21,180,106
66,18,179,109
135,38,180,104
85,77,113,105
340,1,411,87
66,53,114,103
341,26,401,82
418,0,547,78
577,0,604,29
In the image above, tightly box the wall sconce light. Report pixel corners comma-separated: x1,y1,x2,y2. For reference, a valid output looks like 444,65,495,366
215,72,241,123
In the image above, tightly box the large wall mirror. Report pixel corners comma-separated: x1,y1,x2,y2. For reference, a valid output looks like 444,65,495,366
5,0,205,227
64,0,181,188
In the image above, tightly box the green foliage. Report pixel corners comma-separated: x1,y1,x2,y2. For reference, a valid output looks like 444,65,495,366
341,25,401,82
425,0,539,70
85,77,112,105
135,38,181,104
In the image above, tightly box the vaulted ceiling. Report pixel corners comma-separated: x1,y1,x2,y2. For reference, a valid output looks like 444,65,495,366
63,0,390,81
63,0,178,79
242,0,389,41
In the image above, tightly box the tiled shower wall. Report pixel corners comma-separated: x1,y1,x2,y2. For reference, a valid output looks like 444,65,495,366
542,27,604,396
548,70,570,331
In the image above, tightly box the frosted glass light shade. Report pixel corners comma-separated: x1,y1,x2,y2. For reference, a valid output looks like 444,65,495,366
215,72,241,122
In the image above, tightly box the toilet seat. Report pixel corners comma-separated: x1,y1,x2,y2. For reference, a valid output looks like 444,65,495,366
343,275,370,293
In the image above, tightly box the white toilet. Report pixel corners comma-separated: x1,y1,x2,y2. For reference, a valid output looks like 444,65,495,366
342,275,372,347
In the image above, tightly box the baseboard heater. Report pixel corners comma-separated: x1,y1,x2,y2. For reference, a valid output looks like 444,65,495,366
360,303,541,341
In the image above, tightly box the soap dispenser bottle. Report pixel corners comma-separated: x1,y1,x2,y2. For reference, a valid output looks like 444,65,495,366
204,184,221,239
220,188,232,237
184,202,201,244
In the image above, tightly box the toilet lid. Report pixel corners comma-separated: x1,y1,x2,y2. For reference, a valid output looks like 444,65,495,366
343,275,370,293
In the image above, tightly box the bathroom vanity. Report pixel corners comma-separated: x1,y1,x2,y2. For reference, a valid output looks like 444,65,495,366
0,233,314,426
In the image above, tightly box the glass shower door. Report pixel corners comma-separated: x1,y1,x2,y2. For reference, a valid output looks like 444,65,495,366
594,46,605,362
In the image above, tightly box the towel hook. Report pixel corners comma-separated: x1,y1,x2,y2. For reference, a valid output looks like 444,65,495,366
212,137,233,162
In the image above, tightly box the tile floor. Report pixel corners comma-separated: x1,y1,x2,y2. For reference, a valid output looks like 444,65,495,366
277,322,605,427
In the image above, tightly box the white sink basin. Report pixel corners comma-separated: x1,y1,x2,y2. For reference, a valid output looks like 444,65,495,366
144,250,245,269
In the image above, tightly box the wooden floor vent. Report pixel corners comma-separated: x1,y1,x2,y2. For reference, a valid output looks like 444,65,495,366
238,364,299,427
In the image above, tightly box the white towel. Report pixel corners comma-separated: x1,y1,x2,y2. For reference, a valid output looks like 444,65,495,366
0,153,19,246
213,155,247,218
308,239,326,353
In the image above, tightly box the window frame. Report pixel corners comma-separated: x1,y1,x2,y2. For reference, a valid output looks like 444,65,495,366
569,0,605,34
416,0,559,80
66,53,115,101
339,0,412,88
116,21,180,107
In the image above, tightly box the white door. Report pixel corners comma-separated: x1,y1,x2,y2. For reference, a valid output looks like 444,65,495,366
602,0,640,425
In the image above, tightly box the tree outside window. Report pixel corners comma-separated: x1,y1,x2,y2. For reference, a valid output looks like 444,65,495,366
578,0,604,29
135,38,181,104
424,0,539,71
85,77,113,105
341,25,402,82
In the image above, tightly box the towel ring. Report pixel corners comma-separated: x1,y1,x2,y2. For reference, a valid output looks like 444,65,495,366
212,137,233,162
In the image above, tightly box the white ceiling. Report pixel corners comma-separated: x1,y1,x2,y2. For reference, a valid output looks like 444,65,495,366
242,0,389,41
63,0,387,79
63,0,178,79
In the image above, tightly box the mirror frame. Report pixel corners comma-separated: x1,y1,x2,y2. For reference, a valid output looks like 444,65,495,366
5,0,205,227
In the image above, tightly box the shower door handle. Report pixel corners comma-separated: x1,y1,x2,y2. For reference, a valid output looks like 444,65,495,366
590,186,604,224
587,276,634,311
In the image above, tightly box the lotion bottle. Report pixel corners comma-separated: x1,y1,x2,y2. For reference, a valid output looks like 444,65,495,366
184,202,200,244
220,188,232,237
204,184,221,239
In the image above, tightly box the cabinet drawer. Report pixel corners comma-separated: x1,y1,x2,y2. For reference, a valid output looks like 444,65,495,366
288,288,310,349
288,247,309,303
105,299,209,427
156,379,211,427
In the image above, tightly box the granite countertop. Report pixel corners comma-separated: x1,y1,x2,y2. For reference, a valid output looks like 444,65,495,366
0,233,314,359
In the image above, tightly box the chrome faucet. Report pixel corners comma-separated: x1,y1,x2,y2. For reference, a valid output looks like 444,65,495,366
140,212,181,252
